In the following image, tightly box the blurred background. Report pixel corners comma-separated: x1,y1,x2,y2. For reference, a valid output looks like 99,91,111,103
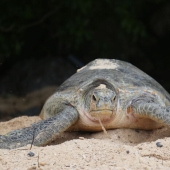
0,0,170,121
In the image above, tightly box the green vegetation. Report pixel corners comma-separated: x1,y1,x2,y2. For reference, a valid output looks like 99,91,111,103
0,0,169,62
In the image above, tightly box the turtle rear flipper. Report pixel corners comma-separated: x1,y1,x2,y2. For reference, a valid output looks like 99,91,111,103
131,101,170,126
0,106,79,149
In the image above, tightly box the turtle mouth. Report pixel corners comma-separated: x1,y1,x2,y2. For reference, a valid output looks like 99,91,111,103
85,109,114,123
90,109,112,116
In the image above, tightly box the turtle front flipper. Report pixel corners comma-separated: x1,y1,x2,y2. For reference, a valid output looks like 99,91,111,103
130,101,170,126
0,106,79,149
33,106,78,146
0,127,35,149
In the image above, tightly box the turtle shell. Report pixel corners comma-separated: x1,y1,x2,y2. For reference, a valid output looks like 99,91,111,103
57,59,170,106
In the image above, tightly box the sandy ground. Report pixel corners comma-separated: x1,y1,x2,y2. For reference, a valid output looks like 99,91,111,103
1,116,170,170
0,86,57,121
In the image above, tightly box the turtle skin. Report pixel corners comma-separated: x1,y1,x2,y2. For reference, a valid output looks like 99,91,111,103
1,59,170,149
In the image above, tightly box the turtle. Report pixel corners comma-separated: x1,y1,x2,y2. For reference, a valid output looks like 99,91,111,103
1,58,170,149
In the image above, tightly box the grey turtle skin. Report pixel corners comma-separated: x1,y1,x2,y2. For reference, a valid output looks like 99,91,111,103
1,59,170,149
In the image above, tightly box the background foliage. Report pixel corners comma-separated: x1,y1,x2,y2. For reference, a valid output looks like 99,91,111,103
0,0,170,118
0,0,170,92
0,0,169,61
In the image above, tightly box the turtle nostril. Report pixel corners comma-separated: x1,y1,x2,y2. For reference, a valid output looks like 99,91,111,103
104,97,108,102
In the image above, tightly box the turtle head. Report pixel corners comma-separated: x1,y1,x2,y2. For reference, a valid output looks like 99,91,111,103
84,84,117,122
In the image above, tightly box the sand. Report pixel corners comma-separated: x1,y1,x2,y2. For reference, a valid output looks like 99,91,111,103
0,86,57,121
0,116,170,170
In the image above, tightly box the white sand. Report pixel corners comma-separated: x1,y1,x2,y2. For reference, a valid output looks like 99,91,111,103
1,116,170,170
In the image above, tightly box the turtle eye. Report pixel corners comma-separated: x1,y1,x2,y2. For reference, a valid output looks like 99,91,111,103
92,95,97,102
112,96,116,101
